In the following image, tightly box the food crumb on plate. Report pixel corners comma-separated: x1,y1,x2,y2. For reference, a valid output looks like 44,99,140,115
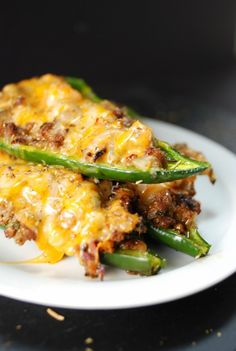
205,328,213,335
216,331,222,337
84,337,94,345
15,324,22,331
2,340,12,349
46,308,65,321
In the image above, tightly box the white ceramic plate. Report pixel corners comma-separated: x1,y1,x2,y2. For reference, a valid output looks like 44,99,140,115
0,119,235,309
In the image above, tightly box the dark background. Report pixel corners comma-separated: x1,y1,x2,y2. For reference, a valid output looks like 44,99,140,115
1,1,236,91
0,1,236,350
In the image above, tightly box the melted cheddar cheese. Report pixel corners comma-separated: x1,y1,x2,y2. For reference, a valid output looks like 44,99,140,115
0,74,158,170
0,159,139,265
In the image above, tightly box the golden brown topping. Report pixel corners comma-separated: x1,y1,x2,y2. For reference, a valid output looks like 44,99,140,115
0,74,165,170
120,239,147,252
5,221,37,245
0,161,140,276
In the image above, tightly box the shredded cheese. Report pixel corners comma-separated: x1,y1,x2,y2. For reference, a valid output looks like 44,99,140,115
0,154,139,265
0,74,159,170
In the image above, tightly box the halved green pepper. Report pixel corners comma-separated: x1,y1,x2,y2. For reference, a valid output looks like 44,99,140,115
66,76,212,258
101,249,164,275
0,139,210,183
0,76,211,183
66,77,211,180
65,76,101,103
66,76,143,119
147,225,211,257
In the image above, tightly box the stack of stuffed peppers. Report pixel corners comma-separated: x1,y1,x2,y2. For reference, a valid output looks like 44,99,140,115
0,74,213,278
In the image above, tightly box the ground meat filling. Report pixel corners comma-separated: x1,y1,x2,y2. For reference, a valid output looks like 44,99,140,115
5,222,37,245
131,176,201,234
0,75,167,170
0,166,142,278
79,183,144,278
0,200,37,245
143,190,200,232
0,121,66,149
146,147,167,168
97,177,201,235
124,143,211,233
174,143,216,183
119,238,147,252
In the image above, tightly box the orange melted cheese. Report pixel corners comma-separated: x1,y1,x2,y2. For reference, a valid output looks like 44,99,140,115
0,74,157,170
0,158,139,264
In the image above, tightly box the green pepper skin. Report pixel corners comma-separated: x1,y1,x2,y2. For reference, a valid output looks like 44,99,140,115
66,76,210,171
0,139,210,183
66,76,146,119
148,225,211,257
65,76,101,102
66,76,211,177
0,76,211,183
101,249,164,275
66,76,211,171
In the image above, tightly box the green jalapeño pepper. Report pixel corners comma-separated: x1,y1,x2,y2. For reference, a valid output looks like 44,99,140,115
148,225,211,258
101,249,164,275
0,75,211,183
0,139,210,183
